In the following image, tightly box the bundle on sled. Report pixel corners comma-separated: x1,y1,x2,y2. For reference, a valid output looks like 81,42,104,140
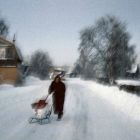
28,95,52,125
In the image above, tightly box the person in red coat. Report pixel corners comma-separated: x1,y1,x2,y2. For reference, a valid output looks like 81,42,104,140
48,75,66,120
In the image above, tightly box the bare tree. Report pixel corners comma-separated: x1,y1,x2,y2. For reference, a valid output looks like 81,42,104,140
0,16,9,37
77,15,136,82
30,50,53,79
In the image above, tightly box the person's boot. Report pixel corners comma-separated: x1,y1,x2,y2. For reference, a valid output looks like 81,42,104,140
57,112,63,121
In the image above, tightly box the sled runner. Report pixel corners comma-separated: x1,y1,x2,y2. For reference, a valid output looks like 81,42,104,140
29,95,52,125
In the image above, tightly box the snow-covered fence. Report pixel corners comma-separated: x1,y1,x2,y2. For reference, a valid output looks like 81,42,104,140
116,80,140,94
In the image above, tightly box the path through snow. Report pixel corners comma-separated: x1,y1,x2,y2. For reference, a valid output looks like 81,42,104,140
0,77,140,140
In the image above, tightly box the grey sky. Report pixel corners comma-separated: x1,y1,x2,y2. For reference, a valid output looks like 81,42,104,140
0,0,140,65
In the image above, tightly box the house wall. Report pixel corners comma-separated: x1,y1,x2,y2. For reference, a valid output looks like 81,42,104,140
0,37,23,85
0,67,19,84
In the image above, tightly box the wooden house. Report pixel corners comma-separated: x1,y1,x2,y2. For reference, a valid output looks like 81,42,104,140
0,36,23,85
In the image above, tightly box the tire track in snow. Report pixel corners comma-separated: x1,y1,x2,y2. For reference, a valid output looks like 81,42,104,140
63,82,93,140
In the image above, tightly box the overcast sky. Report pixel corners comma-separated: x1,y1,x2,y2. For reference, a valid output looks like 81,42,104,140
0,0,140,66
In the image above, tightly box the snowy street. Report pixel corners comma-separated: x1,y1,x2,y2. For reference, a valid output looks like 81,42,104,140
0,77,140,140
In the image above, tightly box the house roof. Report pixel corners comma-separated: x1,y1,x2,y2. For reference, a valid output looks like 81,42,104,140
0,36,22,62
0,36,14,46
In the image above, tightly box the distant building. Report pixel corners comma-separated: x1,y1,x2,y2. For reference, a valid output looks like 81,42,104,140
0,36,23,85
49,67,66,80
66,66,78,78
126,64,140,79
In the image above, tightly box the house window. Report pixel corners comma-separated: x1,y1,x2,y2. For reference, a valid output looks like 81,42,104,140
0,48,6,59
6,48,14,59
0,48,14,59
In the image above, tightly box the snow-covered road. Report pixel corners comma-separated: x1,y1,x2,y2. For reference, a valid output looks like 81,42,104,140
0,77,140,140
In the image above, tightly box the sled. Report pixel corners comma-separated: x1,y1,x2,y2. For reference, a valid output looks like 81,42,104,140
29,95,53,125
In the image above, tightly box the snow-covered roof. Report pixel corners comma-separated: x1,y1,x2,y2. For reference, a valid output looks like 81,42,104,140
0,36,22,62
126,65,138,73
